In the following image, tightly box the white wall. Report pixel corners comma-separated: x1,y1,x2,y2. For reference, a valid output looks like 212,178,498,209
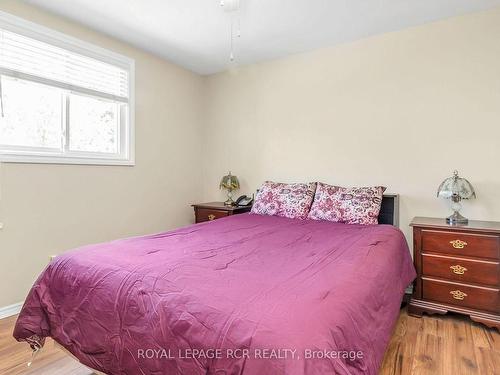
1,3,500,309
202,8,500,243
0,1,205,307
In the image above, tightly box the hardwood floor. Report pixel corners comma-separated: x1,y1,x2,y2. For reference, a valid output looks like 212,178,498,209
1,308,499,374
380,309,500,375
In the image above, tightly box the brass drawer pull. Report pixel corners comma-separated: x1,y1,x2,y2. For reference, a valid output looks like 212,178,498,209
450,265,468,275
450,240,468,249
450,290,467,300
207,214,216,221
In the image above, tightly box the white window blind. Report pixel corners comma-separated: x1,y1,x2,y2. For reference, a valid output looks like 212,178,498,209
0,11,134,165
0,29,129,102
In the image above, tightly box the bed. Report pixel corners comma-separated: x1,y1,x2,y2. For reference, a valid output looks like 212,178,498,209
14,195,415,374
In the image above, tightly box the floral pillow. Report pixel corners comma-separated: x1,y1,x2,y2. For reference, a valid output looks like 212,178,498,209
251,181,317,220
308,183,386,225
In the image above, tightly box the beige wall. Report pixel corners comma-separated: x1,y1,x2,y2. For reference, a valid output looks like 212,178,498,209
202,8,500,242
1,3,500,309
0,1,204,307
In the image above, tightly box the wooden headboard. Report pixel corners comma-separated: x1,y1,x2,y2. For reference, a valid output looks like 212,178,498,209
378,194,400,227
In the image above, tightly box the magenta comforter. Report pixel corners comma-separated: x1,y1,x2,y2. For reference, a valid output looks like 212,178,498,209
14,213,415,374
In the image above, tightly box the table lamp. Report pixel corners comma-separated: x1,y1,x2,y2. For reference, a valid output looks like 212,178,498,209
219,172,240,206
437,170,476,224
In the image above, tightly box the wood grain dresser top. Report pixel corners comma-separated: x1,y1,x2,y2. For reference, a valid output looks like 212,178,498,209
410,216,500,234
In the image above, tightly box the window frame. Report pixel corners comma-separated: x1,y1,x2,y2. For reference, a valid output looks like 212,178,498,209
0,11,135,166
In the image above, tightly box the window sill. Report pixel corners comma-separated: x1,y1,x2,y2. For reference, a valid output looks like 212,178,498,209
0,153,135,166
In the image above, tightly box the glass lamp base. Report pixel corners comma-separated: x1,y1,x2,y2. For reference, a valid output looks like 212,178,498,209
446,211,468,225
224,190,235,206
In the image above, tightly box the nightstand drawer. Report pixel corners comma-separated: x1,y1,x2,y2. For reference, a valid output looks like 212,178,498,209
422,230,500,259
192,202,252,224
196,209,229,223
422,254,499,286
423,278,499,313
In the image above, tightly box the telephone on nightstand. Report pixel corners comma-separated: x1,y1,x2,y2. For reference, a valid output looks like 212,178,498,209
235,195,253,207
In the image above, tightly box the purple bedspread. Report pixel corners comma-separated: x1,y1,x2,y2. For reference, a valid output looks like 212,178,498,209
14,213,415,374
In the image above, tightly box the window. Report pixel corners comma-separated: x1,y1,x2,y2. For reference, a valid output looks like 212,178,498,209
0,12,134,165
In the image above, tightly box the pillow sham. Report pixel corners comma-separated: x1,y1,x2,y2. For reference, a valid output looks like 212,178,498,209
308,183,386,225
251,181,317,220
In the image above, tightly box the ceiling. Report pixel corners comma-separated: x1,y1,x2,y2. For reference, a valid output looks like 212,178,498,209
25,0,500,75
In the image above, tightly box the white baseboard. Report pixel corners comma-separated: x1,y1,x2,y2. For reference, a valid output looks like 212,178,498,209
0,302,23,319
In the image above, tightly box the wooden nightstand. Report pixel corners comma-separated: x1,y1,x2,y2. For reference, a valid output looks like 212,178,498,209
408,217,500,330
192,202,252,224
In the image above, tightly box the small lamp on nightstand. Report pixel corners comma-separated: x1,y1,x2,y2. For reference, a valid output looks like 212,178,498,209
437,170,476,225
219,172,240,206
